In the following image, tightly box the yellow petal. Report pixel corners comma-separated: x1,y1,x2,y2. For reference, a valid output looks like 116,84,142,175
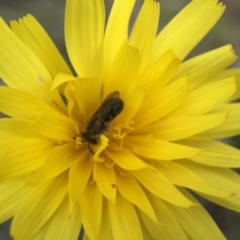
108,193,143,240
0,138,55,181
169,77,236,116
11,174,68,240
65,0,104,77
51,73,75,91
30,110,79,141
97,199,114,240
152,0,224,61
51,88,69,116
132,168,195,207
0,87,57,120
0,18,52,102
0,118,38,141
10,14,72,79
199,103,240,138
146,193,189,239
32,143,82,185
79,183,102,240
129,0,160,74
0,83,67,124
73,76,102,120
175,45,236,89
165,188,226,240
64,82,85,124
138,49,181,91
69,150,93,203
154,112,228,141
158,161,230,197
104,40,139,95
116,172,158,222
93,162,116,203
141,224,155,240
0,179,31,223
179,138,240,168
229,70,240,101
134,78,189,128
34,197,81,240
138,210,169,240
201,191,240,213
115,78,145,125
106,148,147,170
183,162,240,212
125,136,200,160
103,0,135,73
210,68,240,102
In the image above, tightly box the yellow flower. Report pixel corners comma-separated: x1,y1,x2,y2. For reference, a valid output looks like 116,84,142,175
0,0,240,239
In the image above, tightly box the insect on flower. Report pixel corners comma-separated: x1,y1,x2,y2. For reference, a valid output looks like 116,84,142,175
82,91,124,154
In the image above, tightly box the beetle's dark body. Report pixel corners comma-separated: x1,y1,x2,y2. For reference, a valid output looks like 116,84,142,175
82,91,124,153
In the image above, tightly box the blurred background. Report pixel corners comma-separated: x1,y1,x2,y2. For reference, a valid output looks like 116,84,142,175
0,0,239,239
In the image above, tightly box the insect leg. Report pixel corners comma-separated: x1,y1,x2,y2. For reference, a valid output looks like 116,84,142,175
88,142,95,155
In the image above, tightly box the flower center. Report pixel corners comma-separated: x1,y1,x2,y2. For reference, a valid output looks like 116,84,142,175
71,90,129,155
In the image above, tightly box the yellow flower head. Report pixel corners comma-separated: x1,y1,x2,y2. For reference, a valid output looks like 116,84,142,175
0,0,240,239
